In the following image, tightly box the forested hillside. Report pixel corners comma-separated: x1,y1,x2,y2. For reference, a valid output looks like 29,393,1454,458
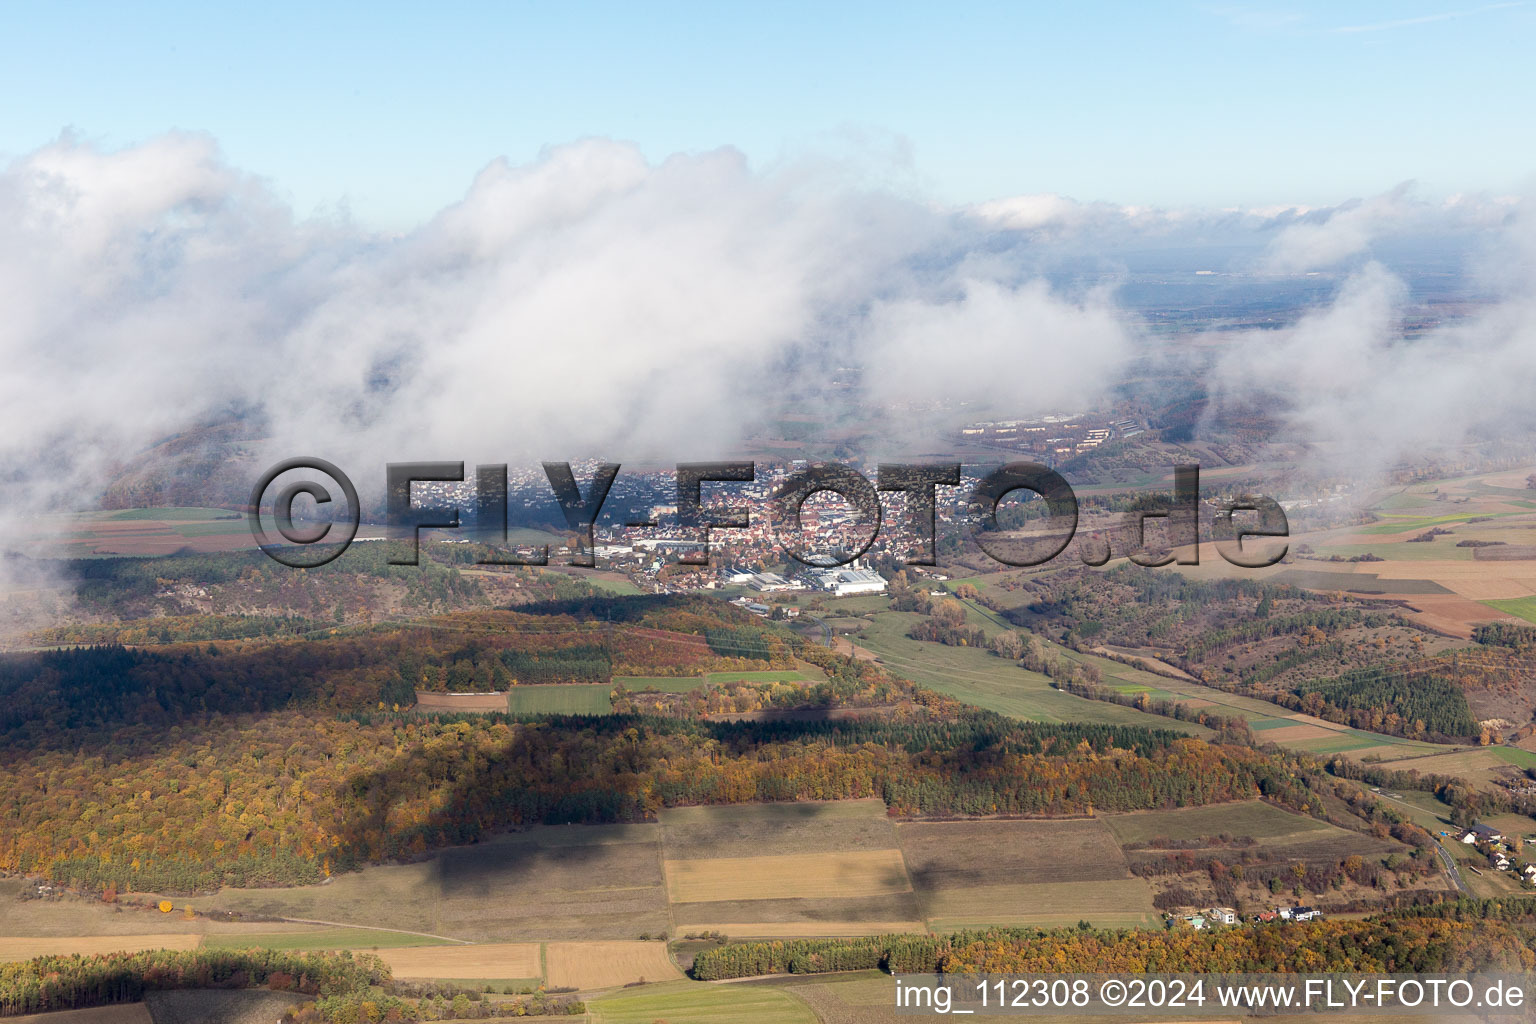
0,596,1338,894
1015,566,1485,741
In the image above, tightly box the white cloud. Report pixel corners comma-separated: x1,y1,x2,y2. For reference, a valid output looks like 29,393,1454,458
0,133,1126,545
0,132,1530,579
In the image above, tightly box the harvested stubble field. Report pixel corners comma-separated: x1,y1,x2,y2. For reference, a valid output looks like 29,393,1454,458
196,822,670,941
663,850,912,903
897,817,1154,929
1105,800,1400,865
374,941,541,981
412,690,508,713
897,817,1132,888
660,801,926,936
1104,800,1333,845
0,934,201,962
923,878,1157,930
669,892,925,931
591,979,817,1024
659,799,898,859
544,940,683,990
1369,747,1523,789
0,886,308,940
674,920,927,938
8,1007,155,1024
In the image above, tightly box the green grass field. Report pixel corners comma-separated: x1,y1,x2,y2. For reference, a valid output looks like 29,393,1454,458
201,927,454,951
1491,745,1536,769
1484,597,1536,625
849,609,1207,733
614,675,715,692
1288,733,1394,755
706,668,820,683
507,683,613,714
615,669,821,693
1358,511,1520,534
587,574,644,596
104,506,239,521
592,980,818,1024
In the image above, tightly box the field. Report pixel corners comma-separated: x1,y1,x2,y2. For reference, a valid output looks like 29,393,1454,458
659,801,927,937
659,799,897,859
9,1007,154,1024
856,590,1454,764
505,682,613,714
1368,746,1534,790
1065,642,1454,762
373,941,541,982
920,878,1157,930
19,508,258,558
1484,596,1536,624
544,940,683,989
896,818,1157,930
664,850,912,903
192,822,670,941
840,605,1208,733
616,667,826,694
0,879,316,938
1104,800,1335,845
201,927,454,951
412,690,508,712
10,793,1441,972
0,934,201,962
614,675,716,692
1103,800,1398,862
591,979,817,1024
880,590,1451,761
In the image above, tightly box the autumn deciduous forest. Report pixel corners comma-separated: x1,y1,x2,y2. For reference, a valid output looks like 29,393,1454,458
0,597,1333,893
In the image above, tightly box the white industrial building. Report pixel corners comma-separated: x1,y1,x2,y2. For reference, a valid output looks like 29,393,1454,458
748,572,803,592
809,567,887,596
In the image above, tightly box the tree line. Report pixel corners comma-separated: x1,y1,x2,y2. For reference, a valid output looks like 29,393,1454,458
689,913,1536,980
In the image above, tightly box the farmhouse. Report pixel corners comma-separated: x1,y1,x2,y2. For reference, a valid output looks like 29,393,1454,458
1208,907,1237,925
1278,906,1321,922
1461,824,1503,844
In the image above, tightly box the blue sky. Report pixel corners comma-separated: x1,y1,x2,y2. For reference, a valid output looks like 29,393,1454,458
2,1,1532,226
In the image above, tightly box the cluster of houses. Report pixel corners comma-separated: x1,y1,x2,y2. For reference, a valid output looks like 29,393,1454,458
1452,824,1536,883
1179,905,1321,930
